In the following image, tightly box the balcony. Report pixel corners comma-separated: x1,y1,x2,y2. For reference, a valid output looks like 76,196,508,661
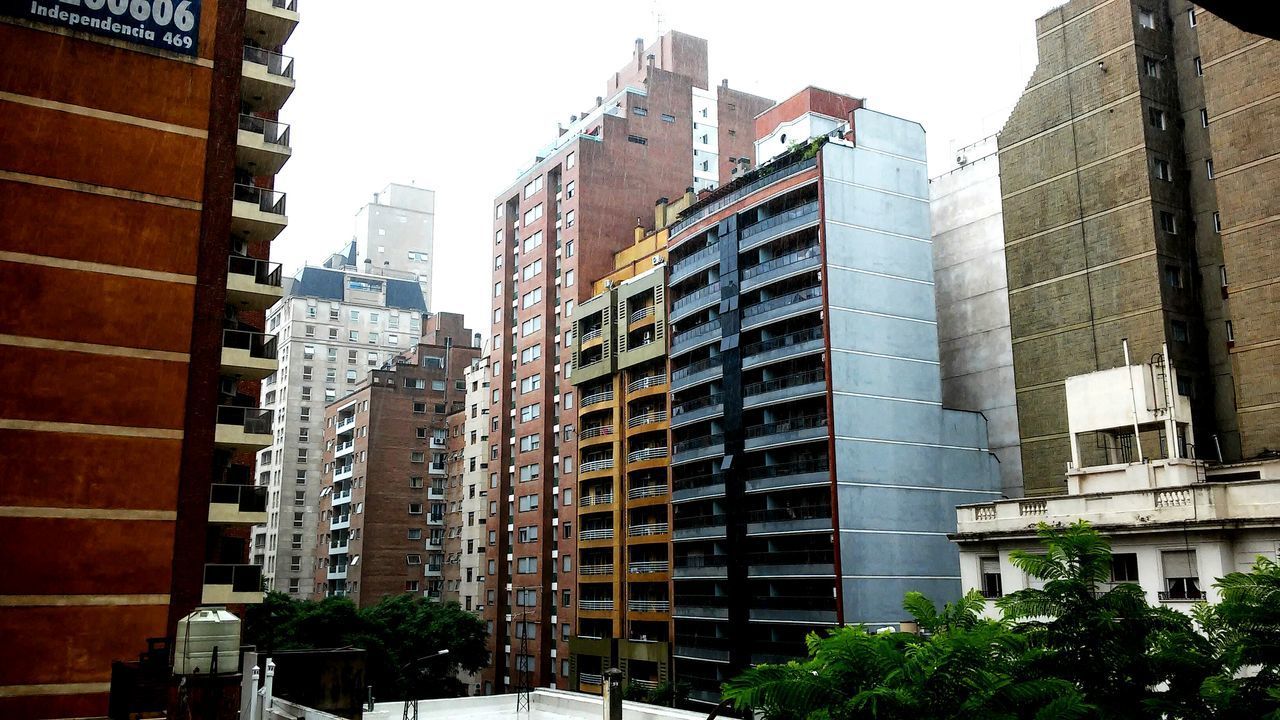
674,638,731,663
670,281,720,323
428,486,445,499
671,356,722,392
748,595,838,624
674,554,729,578
579,327,604,345
626,375,665,394
628,522,669,537
672,434,725,464
673,596,730,621
670,156,817,236
627,483,667,500
328,539,348,554
579,492,615,508
627,446,668,463
579,599,615,612
327,564,348,580
744,413,828,450
208,484,267,524
579,527,615,542
423,563,443,577
578,424,614,448
746,504,833,536
579,457,615,475
671,319,721,355
335,439,354,458
220,329,278,380
336,414,356,433
744,458,830,494
334,463,353,481
579,672,604,687
741,286,823,331
743,368,826,410
627,599,670,613
629,306,656,325
670,393,724,429
331,489,351,506
738,201,820,253
579,563,615,576
669,244,719,285
202,564,263,604
214,406,272,451
226,255,283,310
329,514,350,531
743,327,825,370
672,514,728,541
628,560,669,574
746,550,835,578
580,389,614,409
245,0,299,49
741,244,822,293
426,534,443,548
427,513,444,526
231,183,287,242
627,410,667,431
241,45,296,112
672,472,726,503
237,114,292,175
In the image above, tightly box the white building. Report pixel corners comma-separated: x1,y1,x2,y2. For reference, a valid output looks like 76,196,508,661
953,352,1280,612
354,183,436,309
252,247,428,593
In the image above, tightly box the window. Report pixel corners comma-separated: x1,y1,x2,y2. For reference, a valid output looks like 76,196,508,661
1213,212,1222,233
1148,107,1166,130
408,502,423,515
432,379,446,391
1219,264,1228,288
411,451,425,463
1226,320,1235,343
562,590,571,607
518,494,538,511
627,134,647,145
566,151,575,169
565,210,575,228
524,175,543,199
519,435,540,452
518,525,538,542
565,181,575,199
1171,319,1189,343
494,282,502,298
565,240,575,258
408,528,422,540
517,557,537,573
1188,8,1197,26
294,489,306,506
521,316,542,337
1153,157,1172,181
1159,211,1177,234
523,204,544,226
1161,550,1202,600
521,374,541,393
523,231,543,252
1138,8,1154,28
562,555,572,573
520,403,541,422
564,270,574,287
519,463,540,481
1194,56,1203,76
1206,159,1215,179
522,287,542,309
520,345,541,364
516,588,537,606
406,554,422,565
514,621,536,639
979,557,1002,598
632,106,647,116
1143,56,1161,78
660,113,675,123
413,402,426,414
349,330,359,342
346,369,357,383
1164,264,1183,288
1110,553,1140,583
522,259,543,280
406,580,420,592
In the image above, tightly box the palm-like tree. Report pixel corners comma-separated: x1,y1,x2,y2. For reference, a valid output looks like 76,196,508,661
1194,556,1280,718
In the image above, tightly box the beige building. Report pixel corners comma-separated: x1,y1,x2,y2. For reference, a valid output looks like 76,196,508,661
998,0,1279,496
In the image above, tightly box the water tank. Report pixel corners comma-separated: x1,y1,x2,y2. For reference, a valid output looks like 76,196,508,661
173,606,242,675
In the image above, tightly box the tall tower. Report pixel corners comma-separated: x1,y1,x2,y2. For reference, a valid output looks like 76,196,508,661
354,183,436,310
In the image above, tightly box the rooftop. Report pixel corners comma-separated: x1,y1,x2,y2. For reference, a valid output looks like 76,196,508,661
364,690,706,720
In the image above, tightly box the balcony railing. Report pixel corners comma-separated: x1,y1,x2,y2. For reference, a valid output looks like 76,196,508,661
579,327,603,343
629,306,656,323
743,327,825,359
579,672,604,686
336,415,355,432
752,595,835,610
745,413,828,439
335,440,354,454
579,492,614,507
671,319,721,349
672,281,720,315
209,483,267,513
626,375,665,392
674,513,728,529
742,244,820,281
673,434,725,455
238,113,292,146
243,45,295,78
671,156,817,235
742,286,822,319
579,528,615,541
628,561,669,574
222,329,277,359
749,457,830,479
579,599,615,611
628,483,667,500
739,201,820,241
227,254,283,287
628,410,667,428
579,425,614,440
233,183,287,215
216,405,272,434
673,472,725,492
672,356,721,383
1158,587,1205,602
579,563,615,576
746,504,832,524
744,368,826,398
627,446,668,463
747,550,835,566
670,243,718,278
628,522,669,537
580,457,615,474
672,393,723,417
628,599,670,613
674,554,730,569
581,390,614,407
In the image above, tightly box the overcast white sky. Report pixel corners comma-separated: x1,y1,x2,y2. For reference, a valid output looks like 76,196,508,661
272,0,1062,332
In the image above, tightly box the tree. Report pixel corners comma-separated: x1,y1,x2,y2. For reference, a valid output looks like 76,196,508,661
242,592,488,700
1194,556,1280,718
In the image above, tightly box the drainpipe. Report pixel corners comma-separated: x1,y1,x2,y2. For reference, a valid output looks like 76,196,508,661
1122,339,1146,464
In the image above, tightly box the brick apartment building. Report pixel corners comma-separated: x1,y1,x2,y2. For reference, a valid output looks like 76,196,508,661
314,314,478,605
0,2,297,717
484,31,772,693
999,0,1280,495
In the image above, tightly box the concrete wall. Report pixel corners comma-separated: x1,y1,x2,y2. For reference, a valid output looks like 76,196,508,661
355,184,435,311
929,137,1023,497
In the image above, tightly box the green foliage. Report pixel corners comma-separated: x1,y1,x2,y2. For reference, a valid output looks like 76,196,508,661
725,521,1280,720
242,592,487,700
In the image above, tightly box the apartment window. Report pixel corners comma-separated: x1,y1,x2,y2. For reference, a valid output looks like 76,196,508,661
523,204,544,226
632,105,647,116
522,259,543,280
522,287,542,308
566,151,575,169
520,345,541,364
1219,264,1228,288
660,113,676,123
1213,212,1222,233
303,344,316,360
520,403,541,422
296,448,307,462
521,316,542,337
1143,56,1161,78
432,379,446,391
517,557,537,574
565,181,575,199
408,528,422,540
518,525,538,542
294,489,306,506
627,135,647,145
565,210,575,228
562,555,572,573
1200,108,1209,128
299,407,310,422
289,555,301,571
349,330,359,342
301,386,312,401
521,374,541,393
329,328,338,340
1164,264,1183,288
564,270,574,287
302,366,313,381
293,511,303,528
562,590,571,607
1148,107,1166,130
1159,211,1177,234
406,554,422,565
494,282,502,298
327,347,337,361
1161,550,1202,599
1188,8,1197,26
1153,157,1172,181
1206,159,1215,179
565,240,575,258
519,463,540,481
291,533,302,549
1111,553,1140,583
288,578,300,593
519,435,540,452
1226,320,1235,343
1194,56,1203,76
979,557,1002,598
518,494,538,511
411,451,425,463
1171,319,1190,343
1138,8,1154,29
524,175,543,199
412,402,426,414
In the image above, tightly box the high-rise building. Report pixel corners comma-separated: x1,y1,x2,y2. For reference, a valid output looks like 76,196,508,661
998,0,1280,496
313,314,478,604
354,183,436,308
484,31,772,694
566,198,691,694
0,2,297,717
929,137,1024,497
253,247,428,594
662,88,1001,706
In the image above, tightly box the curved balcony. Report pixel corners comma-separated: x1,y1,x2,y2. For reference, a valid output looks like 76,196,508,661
627,410,667,431
579,457,615,475
579,599,615,612
670,156,816,235
629,306,656,325
671,319,721,356
628,560,669,574
743,368,827,410
579,327,604,345
748,595,838,624
738,200,820,253
578,424,615,449
744,413,828,450
746,550,836,578
741,244,822,293
744,458,831,494
743,327,825,370
628,599,671,613
627,483,667,500
672,472,726,503
671,355,722,392
672,596,730,621
672,433,725,465
670,393,724,429
626,375,666,393
627,446,668,463
670,281,720,323
741,286,822,331
673,554,729,578
579,492,615,508
669,243,719,284
579,527,615,542
579,563,615,577
580,389,615,409
672,513,728,541
628,522,669,537
746,504,833,536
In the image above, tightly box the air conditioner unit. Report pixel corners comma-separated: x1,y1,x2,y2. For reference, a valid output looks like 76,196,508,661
956,153,968,166
651,255,664,266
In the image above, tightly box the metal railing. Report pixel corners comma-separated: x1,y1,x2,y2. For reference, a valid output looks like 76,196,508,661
672,355,720,382
629,306,656,323
627,446,668,463
627,375,665,392
673,472,725,492
671,281,720,314
748,457,829,479
1158,587,1205,602
742,286,822,319
674,554,730,569
671,156,817,235
739,201,820,241
745,413,828,439
209,483,267,512
628,484,667,500
670,243,718,278
335,440,354,454
752,595,835,610
629,522,669,536
238,113,292,146
673,513,727,529
579,528,614,541
674,595,730,608
579,327,603,343
581,390,614,407
579,457,615,473
242,45,295,78
628,600,670,613
222,329,277,359
269,0,298,10
746,504,832,524
227,254,283,287
628,561,669,573
630,678,660,690
579,599,615,611
742,244,820,281
743,368,826,398
671,393,724,417
671,319,721,348
579,564,614,576
673,434,725,454
579,425,614,440
336,415,356,431
628,410,667,427
579,492,614,507
216,405,272,434
743,327,825,358
233,183,287,215
746,550,834,566
579,673,604,686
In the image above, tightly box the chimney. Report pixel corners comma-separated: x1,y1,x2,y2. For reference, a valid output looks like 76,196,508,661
684,186,696,206
654,197,669,229
595,95,603,108
721,78,729,88
634,217,644,244
646,53,655,68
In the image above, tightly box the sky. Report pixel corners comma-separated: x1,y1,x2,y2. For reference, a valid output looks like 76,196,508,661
272,0,1064,333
